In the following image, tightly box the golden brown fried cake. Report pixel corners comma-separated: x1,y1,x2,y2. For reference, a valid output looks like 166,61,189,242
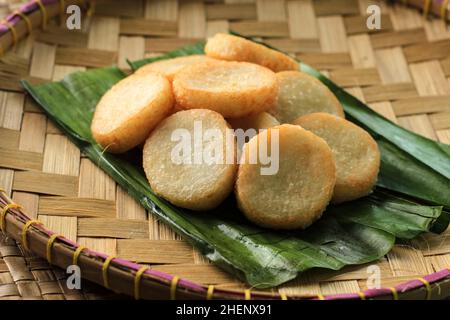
135,55,217,81
269,71,345,123
293,113,380,203
91,72,173,153
143,109,237,210
173,60,278,118
235,124,336,229
227,112,280,131
205,33,299,72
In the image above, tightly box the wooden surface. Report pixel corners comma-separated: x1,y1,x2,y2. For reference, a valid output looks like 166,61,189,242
0,0,449,299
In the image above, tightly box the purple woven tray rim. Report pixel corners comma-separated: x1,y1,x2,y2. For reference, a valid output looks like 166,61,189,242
0,0,449,300
0,0,81,35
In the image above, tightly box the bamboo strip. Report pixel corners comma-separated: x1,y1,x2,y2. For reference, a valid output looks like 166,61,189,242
55,47,117,68
387,246,432,277
313,0,360,16
178,0,206,38
370,28,427,49
389,3,423,30
116,239,194,264
348,34,376,68
229,21,289,37
391,96,450,116
46,119,62,134
145,0,178,21
307,260,392,282
374,47,412,83
257,0,286,21
0,127,19,150
344,14,393,35
265,38,321,53
38,215,77,242
394,0,450,21
317,16,348,52
19,113,46,153
42,134,80,177
329,67,381,86
409,60,450,96
345,86,365,101
427,254,450,272
13,171,78,197
78,158,115,200
0,169,13,196
0,92,24,130
77,218,149,239
39,197,116,218
368,102,398,123
298,52,352,69
12,192,38,219
87,16,120,51
0,147,43,171
152,263,234,284
115,187,146,220
120,19,177,37
320,280,361,295
77,237,117,256
118,36,144,69
429,112,450,130
362,83,418,102
52,65,85,81
287,0,318,39
403,40,450,63
36,27,88,48
145,38,200,52
29,42,55,80
278,276,321,298
23,96,42,113
206,20,229,38
206,3,256,20
436,129,450,144
411,231,450,256
95,0,144,18
0,53,30,76
441,57,450,76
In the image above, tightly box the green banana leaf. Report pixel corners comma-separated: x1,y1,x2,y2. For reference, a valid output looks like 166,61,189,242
21,39,450,288
130,42,450,210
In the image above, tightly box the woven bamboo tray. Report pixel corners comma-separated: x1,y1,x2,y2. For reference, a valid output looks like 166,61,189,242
0,0,450,300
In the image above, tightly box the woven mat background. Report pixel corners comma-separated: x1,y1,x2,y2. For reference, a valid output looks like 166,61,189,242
0,0,450,300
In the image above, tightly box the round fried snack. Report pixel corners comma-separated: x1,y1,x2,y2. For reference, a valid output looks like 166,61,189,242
227,112,280,131
269,71,344,123
91,72,173,153
173,60,277,118
235,124,336,229
135,55,217,81
205,33,299,72
293,113,380,203
143,109,237,211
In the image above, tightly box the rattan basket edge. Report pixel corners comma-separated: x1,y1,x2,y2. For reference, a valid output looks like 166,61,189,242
2,191,450,300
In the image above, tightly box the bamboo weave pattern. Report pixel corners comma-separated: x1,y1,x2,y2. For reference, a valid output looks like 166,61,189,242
0,0,449,299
